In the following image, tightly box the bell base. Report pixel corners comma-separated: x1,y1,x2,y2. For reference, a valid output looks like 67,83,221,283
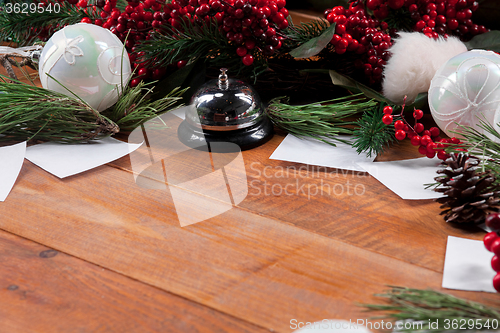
178,116,274,151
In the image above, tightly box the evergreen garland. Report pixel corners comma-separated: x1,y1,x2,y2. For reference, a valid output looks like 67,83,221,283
266,94,377,145
0,0,94,45
136,20,268,77
446,119,500,183
364,286,500,332
0,75,184,142
352,103,396,157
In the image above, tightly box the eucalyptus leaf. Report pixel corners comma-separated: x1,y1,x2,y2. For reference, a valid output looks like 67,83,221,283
289,22,336,59
329,70,429,110
465,30,500,52
329,70,391,103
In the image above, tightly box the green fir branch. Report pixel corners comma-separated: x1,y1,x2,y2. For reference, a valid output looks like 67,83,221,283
266,94,376,146
0,73,185,142
0,0,96,45
282,18,331,50
0,75,117,142
103,81,186,132
446,119,500,182
363,286,500,332
352,103,396,157
136,19,266,76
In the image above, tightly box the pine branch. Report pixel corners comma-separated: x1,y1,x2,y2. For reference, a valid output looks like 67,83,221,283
0,74,185,142
352,103,396,157
266,94,376,146
446,119,500,182
0,75,118,142
282,18,331,50
0,0,96,45
363,286,500,332
135,19,266,76
102,81,186,132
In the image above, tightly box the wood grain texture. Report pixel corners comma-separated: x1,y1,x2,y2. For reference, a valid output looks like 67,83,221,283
112,114,487,274
0,156,498,333
0,229,270,333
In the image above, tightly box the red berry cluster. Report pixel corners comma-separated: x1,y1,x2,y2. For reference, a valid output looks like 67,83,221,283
324,3,392,85
483,213,500,292
366,0,487,39
68,0,289,86
381,104,462,160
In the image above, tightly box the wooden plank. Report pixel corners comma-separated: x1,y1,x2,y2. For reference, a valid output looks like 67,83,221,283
0,161,498,333
111,116,487,274
0,229,269,333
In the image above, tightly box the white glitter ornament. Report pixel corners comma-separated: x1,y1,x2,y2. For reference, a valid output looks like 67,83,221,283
429,49,500,142
39,23,131,111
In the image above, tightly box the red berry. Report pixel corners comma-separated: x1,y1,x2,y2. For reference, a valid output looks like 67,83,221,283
437,151,448,160
81,17,92,23
413,109,424,119
395,130,406,140
383,105,393,114
415,123,424,133
486,213,500,231
492,256,500,272
236,46,247,57
394,120,405,130
418,145,428,155
426,150,436,158
426,142,437,154
491,238,500,256
130,78,141,87
494,273,500,292
176,60,187,68
420,135,432,146
429,127,440,138
411,135,421,146
382,114,393,125
242,54,254,66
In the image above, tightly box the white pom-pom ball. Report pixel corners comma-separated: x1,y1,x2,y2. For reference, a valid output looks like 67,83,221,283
39,23,132,111
382,32,467,104
429,50,500,142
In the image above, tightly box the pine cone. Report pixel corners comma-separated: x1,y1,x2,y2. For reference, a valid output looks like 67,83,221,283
434,153,500,224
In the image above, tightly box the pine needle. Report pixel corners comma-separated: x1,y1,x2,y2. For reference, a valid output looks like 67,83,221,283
282,18,331,49
363,286,500,332
0,74,185,142
446,119,500,182
352,103,396,157
266,94,376,146
0,0,95,45
103,81,186,132
135,19,266,76
0,76,117,142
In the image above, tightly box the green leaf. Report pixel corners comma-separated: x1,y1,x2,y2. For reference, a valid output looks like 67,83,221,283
329,70,391,103
465,30,500,52
289,22,336,59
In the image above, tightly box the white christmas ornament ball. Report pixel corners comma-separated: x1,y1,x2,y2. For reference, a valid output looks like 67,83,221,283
428,49,500,142
39,23,131,111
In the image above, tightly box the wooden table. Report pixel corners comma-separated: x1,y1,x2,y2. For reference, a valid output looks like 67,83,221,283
1,12,499,333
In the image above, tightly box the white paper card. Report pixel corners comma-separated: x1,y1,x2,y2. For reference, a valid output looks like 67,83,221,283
270,134,374,172
25,137,142,178
357,157,444,200
442,236,496,293
0,141,26,201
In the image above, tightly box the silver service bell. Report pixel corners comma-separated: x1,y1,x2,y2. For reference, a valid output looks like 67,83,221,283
178,68,274,150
